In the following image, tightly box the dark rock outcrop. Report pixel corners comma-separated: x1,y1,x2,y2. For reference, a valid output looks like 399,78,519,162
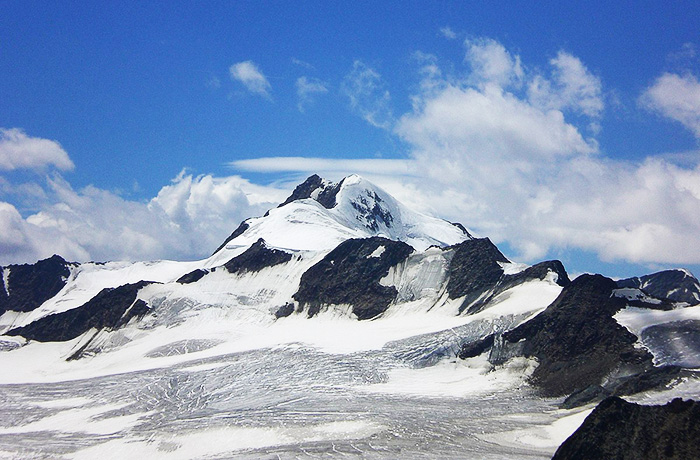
6,281,153,342
0,255,76,315
212,220,250,255
618,269,700,305
553,396,700,460
502,274,652,397
446,238,509,308
278,174,343,209
274,303,295,319
176,269,209,284
294,237,413,320
457,333,495,359
224,239,292,275
446,239,569,314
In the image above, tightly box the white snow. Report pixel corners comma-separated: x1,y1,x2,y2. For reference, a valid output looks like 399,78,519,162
362,355,537,398
0,402,146,436
69,420,385,460
10,258,202,328
0,270,562,385
613,288,663,304
217,175,469,253
615,305,700,338
499,261,529,275
482,408,593,452
1,267,9,296
368,245,385,258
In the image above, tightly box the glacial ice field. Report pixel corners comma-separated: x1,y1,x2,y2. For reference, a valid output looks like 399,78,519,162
0,330,583,460
0,269,581,460
2,260,699,459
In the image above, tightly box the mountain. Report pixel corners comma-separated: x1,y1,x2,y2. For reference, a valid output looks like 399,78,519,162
0,174,699,459
212,174,470,254
553,396,700,460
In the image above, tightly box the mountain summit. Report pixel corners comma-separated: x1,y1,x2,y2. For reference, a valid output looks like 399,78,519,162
214,174,470,255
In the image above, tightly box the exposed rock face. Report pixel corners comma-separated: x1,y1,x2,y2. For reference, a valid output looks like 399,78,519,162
224,239,293,275
6,281,153,343
278,174,343,209
617,269,700,305
294,237,414,320
0,255,75,314
446,238,509,308
502,274,652,397
553,396,700,460
446,239,570,314
212,220,250,255
176,269,208,284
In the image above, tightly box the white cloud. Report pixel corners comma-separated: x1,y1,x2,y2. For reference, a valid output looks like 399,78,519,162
232,157,417,177
388,41,700,266
229,61,272,98
396,84,596,168
231,38,700,268
640,72,700,137
295,76,328,112
0,171,286,265
528,51,604,124
0,128,74,171
291,58,315,70
464,37,524,88
341,61,394,129
440,27,457,40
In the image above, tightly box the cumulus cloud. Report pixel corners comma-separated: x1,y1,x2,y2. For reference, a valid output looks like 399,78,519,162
0,171,285,265
528,51,604,129
234,37,700,269
464,37,524,88
0,128,74,171
341,61,394,129
388,40,700,266
295,76,328,112
640,72,700,137
229,61,272,98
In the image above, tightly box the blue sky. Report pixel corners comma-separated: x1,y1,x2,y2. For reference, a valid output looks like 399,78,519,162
1,1,700,279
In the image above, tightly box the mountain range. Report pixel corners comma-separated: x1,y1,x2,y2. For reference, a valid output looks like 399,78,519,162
1,174,699,458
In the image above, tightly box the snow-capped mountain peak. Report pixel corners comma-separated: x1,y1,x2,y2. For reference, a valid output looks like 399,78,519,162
214,174,471,254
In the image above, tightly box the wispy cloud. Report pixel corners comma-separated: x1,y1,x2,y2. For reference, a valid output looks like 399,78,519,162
440,26,456,40
295,76,328,112
229,61,272,99
640,72,700,138
206,76,221,89
528,51,604,131
341,60,394,129
232,157,417,176
291,57,315,70
0,128,74,172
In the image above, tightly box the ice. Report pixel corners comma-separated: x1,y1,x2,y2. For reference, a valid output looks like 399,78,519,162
362,355,537,398
0,336,568,459
368,245,386,258
615,305,700,367
1,267,9,296
481,408,593,453
0,268,579,459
